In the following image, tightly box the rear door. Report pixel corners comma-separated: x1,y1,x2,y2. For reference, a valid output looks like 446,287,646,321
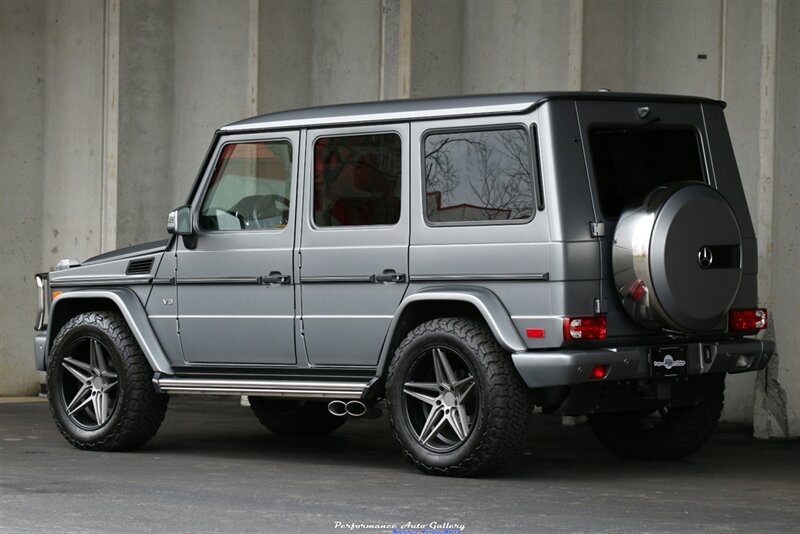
575,100,711,335
298,124,410,367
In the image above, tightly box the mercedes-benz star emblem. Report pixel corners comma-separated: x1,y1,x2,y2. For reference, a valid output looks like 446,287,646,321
697,246,714,269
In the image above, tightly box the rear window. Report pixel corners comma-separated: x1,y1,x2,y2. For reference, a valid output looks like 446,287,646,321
589,127,704,218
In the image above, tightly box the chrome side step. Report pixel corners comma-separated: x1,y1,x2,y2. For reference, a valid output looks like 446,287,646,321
153,377,368,399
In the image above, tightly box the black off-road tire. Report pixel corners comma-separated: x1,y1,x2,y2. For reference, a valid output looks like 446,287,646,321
47,311,169,451
248,398,347,436
588,385,724,461
386,317,531,477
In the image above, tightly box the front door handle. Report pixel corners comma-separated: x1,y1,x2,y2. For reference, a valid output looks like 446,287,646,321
261,271,291,285
373,269,406,283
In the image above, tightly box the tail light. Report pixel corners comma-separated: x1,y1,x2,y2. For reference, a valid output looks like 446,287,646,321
729,308,768,331
563,315,607,340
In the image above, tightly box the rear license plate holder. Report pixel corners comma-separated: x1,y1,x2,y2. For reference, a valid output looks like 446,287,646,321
651,346,688,378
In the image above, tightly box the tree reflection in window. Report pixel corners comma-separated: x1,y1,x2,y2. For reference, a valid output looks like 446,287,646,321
424,128,534,223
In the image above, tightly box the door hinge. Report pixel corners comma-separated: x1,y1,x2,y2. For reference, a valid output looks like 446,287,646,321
590,221,605,238
593,298,608,314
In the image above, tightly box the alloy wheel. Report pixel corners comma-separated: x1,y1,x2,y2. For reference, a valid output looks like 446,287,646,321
402,346,478,452
59,337,119,430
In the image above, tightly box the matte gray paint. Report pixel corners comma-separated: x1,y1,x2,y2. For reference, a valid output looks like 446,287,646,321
176,130,300,366
45,289,174,375
375,285,527,377
35,93,767,402
298,123,411,367
512,338,774,389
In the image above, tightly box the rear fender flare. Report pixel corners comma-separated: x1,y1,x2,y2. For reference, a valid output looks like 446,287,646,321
375,285,525,378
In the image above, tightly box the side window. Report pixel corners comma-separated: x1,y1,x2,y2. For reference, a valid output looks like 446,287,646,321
198,140,293,231
424,128,535,224
313,133,402,227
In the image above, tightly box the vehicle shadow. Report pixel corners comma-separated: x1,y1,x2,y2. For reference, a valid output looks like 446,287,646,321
140,396,799,482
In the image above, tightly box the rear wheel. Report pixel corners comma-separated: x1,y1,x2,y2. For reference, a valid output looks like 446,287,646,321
248,398,347,436
387,318,531,477
47,311,169,451
588,385,724,460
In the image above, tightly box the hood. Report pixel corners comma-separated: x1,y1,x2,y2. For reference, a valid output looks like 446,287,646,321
82,239,169,265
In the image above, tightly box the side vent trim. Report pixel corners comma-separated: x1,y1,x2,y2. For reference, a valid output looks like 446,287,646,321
126,258,155,276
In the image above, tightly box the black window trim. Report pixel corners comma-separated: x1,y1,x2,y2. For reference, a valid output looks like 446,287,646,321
308,129,404,230
193,135,296,235
421,123,537,228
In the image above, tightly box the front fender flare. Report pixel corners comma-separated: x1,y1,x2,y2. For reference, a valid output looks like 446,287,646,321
46,288,174,375
375,285,525,377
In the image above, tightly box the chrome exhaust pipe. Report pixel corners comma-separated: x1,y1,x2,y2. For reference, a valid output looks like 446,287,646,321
328,399,382,418
327,400,348,417
345,400,367,417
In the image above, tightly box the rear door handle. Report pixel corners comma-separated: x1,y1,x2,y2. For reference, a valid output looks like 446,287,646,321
373,269,406,283
261,271,291,285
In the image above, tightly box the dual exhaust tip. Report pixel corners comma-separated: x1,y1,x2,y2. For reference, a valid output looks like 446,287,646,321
328,400,379,418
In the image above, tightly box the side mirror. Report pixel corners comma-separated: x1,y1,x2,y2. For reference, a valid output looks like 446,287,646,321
167,205,192,235
167,206,197,249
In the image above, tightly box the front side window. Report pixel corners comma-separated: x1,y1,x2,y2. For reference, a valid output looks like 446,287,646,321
313,133,402,227
424,128,535,224
199,141,293,231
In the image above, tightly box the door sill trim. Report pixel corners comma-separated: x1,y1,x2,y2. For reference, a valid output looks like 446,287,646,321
153,377,368,399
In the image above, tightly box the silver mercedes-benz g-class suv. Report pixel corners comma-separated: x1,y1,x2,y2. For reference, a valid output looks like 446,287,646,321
34,92,774,476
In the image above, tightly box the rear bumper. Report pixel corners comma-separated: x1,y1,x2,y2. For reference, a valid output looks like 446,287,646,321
511,338,775,389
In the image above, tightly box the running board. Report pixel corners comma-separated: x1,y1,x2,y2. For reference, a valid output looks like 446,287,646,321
153,377,368,399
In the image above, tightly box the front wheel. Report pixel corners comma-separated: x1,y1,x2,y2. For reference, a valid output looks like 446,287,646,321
387,318,531,477
47,311,169,451
588,385,724,460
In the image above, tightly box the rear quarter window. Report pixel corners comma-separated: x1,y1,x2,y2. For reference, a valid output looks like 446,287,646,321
589,127,705,218
423,127,535,225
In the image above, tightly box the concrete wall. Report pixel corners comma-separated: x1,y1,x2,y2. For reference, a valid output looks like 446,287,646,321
755,0,800,438
310,0,383,105
117,0,174,248
41,0,106,270
0,0,45,396
1,0,797,435
258,0,312,113
463,0,572,93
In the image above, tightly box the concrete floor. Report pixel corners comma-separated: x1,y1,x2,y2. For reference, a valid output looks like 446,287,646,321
1,396,798,534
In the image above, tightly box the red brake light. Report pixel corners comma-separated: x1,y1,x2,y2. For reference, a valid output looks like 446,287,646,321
729,308,768,331
563,316,607,340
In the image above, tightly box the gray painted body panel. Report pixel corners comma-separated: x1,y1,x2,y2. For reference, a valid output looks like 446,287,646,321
36,92,768,403
45,288,174,375
222,92,723,132
299,124,410,367
513,339,774,389
176,131,300,366
375,285,526,376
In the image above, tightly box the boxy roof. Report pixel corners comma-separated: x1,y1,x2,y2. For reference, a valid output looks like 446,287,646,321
221,91,724,132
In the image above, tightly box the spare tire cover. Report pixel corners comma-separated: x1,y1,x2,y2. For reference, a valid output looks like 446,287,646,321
612,183,742,332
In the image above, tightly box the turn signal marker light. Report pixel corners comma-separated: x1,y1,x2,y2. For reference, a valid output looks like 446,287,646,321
526,328,545,338
51,291,63,300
